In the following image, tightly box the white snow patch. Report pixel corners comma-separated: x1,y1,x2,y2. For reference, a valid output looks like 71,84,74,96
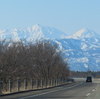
81,43,88,50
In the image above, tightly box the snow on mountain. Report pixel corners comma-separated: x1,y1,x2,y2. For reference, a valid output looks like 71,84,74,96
52,28,100,71
0,25,100,71
29,24,68,40
54,38,100,71
73,28,100,39
0,24,68,41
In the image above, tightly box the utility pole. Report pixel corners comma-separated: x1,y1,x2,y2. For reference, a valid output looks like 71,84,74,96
88,65,90,72
87,65,91,76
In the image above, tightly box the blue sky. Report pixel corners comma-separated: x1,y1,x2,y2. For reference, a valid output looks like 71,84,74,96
0,0,100,35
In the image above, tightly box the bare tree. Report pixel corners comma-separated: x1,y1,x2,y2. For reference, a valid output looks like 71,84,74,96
0,39,70,85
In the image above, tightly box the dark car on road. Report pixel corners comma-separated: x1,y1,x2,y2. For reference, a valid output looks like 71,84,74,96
86,76,92,83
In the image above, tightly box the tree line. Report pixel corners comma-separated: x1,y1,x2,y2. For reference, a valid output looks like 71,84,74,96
70,71,100,78
0,39,69,84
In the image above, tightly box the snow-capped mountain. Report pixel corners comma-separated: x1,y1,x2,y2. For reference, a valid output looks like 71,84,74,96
54,28,100,71
0,24,68,41
73,28,100,39
0,24,100,71
54,38,100,71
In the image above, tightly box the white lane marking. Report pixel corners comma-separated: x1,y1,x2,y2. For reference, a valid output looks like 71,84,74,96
97,85,99,88
86,83,99,97
18,82,83,99
95,84,99,90
86,93,91,96
92,89,95,91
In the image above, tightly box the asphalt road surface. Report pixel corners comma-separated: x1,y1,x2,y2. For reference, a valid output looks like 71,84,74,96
0,78,100,99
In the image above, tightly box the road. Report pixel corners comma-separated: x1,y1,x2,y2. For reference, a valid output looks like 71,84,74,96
0,78,100,99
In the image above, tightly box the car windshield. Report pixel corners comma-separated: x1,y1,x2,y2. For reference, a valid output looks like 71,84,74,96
87,77,92,79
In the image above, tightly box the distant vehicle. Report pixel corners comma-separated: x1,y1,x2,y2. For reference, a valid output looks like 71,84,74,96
86,76,92,83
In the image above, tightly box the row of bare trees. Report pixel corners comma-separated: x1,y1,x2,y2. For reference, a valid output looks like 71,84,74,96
70,71,100,78
0,39,69,84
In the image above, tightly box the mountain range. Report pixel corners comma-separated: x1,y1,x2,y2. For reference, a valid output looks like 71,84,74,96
0,24,100,71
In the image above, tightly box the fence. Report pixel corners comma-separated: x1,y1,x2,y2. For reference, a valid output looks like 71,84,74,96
0,78,74,95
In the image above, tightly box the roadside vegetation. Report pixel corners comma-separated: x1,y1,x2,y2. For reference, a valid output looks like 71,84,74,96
0,39,70,84
70,71,100,78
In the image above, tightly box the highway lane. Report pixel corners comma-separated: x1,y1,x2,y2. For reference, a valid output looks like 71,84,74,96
0,79,99,99
18,82,97,99
85,79,100,99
